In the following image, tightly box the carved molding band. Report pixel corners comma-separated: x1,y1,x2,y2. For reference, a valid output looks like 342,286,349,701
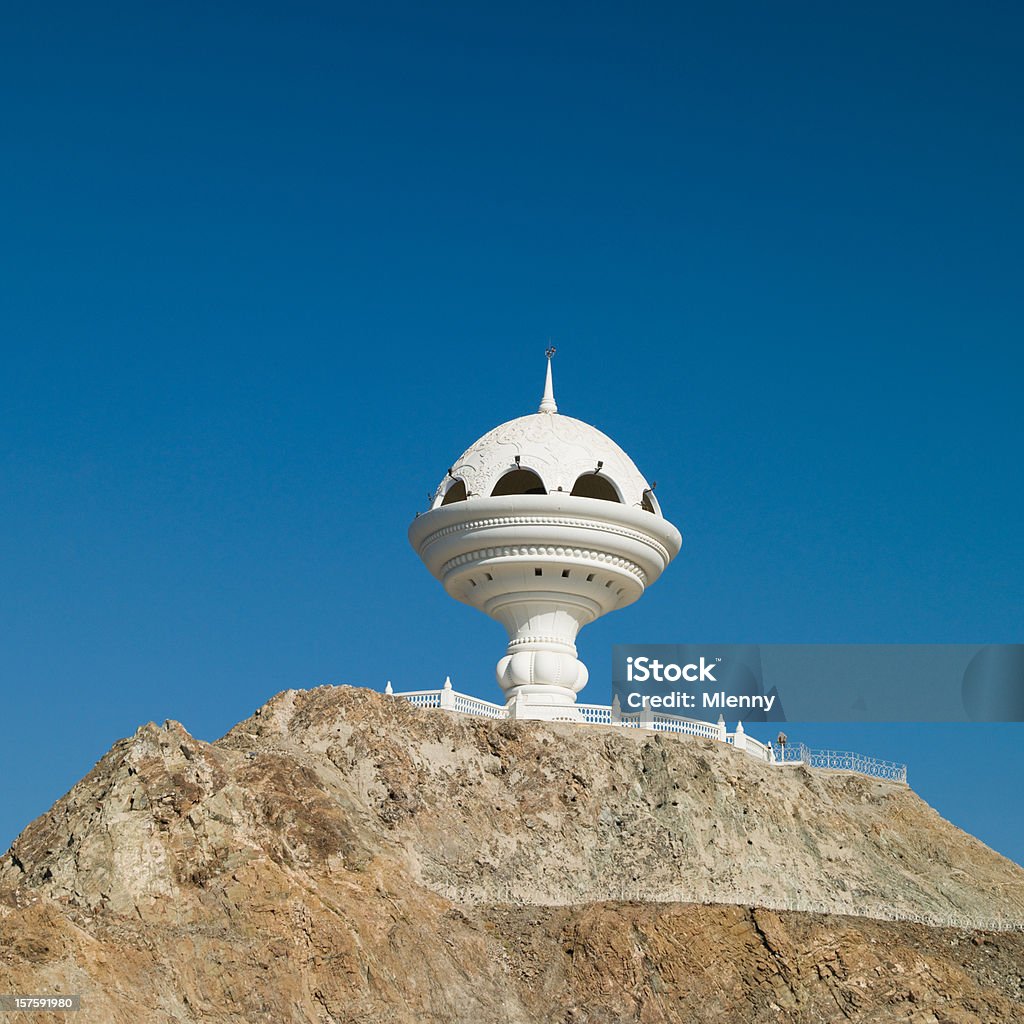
440,545,648,585
420,514,671,565
506,636,580,652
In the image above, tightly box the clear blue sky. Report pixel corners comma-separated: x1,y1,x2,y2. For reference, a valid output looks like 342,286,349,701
2,3,1022,865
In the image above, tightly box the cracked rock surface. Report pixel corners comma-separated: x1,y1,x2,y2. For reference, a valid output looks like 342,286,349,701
1,686,1023,1023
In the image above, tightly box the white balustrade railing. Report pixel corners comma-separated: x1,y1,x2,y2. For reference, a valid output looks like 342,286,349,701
649,713,720,740
396,690,443,709
741,734,773,763
770,742,907,782
806,747,907,783
385,683,908,783
575,703,614,725
775,743,805,764
615,711,646,729
451,691,507,718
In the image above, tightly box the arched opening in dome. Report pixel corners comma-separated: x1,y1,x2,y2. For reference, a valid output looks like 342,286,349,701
491,468,546,496
441,478,468,505
641,490,658,514
570,473,621,503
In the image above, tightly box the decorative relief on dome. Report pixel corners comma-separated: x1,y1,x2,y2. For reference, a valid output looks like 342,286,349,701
432,414,652,508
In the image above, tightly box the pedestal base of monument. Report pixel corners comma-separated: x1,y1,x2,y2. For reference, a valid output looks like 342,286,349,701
505,690,585,723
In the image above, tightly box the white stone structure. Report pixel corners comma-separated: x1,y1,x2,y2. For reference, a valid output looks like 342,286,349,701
408,352,682,721
383,678,910,782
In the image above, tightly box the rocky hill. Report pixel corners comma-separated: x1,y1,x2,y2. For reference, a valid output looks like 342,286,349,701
2,685,1023,1023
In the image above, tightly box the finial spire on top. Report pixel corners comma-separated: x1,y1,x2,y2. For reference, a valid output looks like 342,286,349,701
539,346,558,414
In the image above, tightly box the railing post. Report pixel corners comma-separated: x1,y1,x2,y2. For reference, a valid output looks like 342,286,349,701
384,680,393,695
716,714,727,743
611,694,622,725
639,703,654,730
507,691,527,721
439,675,455,710
733,720,747,751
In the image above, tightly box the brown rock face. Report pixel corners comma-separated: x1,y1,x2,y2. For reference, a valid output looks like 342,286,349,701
1,686,1023,1023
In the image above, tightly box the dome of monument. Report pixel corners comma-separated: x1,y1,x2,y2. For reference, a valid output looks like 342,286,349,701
430,355,662,515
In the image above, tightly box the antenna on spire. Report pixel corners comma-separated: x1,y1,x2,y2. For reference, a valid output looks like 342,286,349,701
539,344,558,414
